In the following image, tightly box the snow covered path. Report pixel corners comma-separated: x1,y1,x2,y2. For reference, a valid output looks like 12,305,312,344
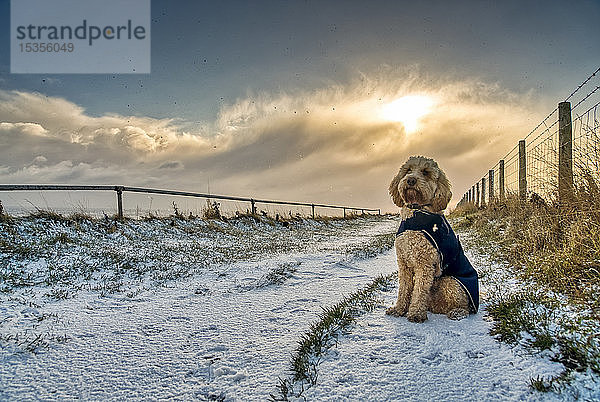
303,249,565,401
0,216,568,400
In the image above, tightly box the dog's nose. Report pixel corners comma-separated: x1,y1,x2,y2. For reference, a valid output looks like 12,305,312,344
407,177,417,186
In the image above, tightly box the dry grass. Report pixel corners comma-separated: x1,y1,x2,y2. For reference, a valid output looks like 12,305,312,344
453,189,600,303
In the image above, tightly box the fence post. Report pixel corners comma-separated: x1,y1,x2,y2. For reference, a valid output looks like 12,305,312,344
378,209,381,215
476,182,480,207
488,169,494,204
115,186,124,220
343,208,346,218
311,204,315,219
518,140,527,201
250,199,256,215
558,101,574,204
481,177,486,207
499,159,505,202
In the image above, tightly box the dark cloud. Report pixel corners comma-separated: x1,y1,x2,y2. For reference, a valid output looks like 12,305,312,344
158,161,184,170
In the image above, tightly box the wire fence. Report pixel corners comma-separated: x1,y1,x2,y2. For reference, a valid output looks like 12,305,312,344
458,67,600,208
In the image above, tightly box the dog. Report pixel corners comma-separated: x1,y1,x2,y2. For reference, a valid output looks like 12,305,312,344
386,156,479,322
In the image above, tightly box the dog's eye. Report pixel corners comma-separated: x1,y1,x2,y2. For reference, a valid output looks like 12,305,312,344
406,168,411,173
422,170,429,176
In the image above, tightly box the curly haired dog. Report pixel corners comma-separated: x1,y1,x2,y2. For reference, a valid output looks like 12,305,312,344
386,156,479,323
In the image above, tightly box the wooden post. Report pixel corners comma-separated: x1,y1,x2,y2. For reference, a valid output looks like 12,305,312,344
558,101,574,204
343,208,346,218
250,199,256,215
518,140,527,201
311,204,315,219
378,209,381,215
116,186,124,220
476,182,480,207
488,169,494,203
481,177,486,207
499,159,505,202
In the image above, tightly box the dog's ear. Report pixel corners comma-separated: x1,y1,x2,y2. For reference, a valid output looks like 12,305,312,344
389,171,404,208
431,169,452,212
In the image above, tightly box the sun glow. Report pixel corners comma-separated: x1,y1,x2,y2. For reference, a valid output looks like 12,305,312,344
380,95,435,133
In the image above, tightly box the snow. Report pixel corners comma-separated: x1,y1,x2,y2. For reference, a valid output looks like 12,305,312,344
302,285,562,401
0,215,594,400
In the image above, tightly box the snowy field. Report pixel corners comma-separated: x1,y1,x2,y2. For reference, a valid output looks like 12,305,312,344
0,215,595,400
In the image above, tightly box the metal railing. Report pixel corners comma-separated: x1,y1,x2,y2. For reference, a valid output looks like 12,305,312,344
0,184,381,219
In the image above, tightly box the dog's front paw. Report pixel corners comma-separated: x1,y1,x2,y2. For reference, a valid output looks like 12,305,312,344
406,311,428,323
447,308,469,321
385,306,406,317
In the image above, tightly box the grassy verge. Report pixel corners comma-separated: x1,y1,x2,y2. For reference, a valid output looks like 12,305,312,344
451,193,600,393
0,209,394,354
270,272,397,401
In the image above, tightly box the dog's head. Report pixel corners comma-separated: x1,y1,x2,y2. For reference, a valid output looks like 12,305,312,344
389,156,452,212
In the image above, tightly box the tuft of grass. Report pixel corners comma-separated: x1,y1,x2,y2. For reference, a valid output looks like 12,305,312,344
256,262,300,287
46,232,72,245
343,232,396,259
29,209,71,223
271,272,396,401
0,331,70,354
67,212,94,223
202,200,222,220
0,200,12,223
486,289,558,347
529,375,554,392
529,370,575,393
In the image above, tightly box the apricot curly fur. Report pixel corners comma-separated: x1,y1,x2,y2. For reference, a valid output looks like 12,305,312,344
386,156,470,322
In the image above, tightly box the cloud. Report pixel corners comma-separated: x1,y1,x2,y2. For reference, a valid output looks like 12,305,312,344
158,161,184,170
0,122,48,137
0,69,544,211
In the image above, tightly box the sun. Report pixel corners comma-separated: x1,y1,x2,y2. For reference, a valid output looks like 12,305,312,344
380,95,434,133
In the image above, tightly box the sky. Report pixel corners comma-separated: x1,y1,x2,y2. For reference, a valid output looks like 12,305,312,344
0,0,599,214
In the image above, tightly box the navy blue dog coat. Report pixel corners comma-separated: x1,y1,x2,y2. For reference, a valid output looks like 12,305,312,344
396,210,479,312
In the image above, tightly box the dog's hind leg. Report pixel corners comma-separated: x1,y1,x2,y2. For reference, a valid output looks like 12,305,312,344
386,259,412,317
429,276,470,320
